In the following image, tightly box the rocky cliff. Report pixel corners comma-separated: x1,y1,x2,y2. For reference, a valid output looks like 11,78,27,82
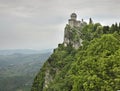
31,13,87,91
31,14,120,91
63,13,87,49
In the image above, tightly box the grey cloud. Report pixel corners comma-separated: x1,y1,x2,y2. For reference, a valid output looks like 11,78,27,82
0,0,120,50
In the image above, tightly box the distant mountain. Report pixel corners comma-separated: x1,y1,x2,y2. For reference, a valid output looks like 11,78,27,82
0,49,53,55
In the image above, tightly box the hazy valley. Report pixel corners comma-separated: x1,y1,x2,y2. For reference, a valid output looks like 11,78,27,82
0,49,52,91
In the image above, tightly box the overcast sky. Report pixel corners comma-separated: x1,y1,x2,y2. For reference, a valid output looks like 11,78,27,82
0,0,120,50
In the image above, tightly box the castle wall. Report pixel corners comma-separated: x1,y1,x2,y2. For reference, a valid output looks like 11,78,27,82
76,21,81,27
71,16,76,20
68,19,81,27
69,19,75,27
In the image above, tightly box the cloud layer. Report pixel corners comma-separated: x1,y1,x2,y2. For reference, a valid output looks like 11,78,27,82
0,0,120,50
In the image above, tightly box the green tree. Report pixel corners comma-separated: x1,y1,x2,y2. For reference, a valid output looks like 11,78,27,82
89,18,93,24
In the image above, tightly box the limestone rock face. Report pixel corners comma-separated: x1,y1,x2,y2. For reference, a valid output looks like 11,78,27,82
63,25,82,49
44,69,52,88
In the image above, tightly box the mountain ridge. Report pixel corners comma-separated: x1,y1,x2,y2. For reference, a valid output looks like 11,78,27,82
31,13,120,91
0,49,53,55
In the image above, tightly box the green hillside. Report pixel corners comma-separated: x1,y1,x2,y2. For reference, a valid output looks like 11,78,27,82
31,20,120,91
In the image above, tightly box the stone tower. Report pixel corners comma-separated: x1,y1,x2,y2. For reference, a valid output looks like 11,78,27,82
68,13,81,27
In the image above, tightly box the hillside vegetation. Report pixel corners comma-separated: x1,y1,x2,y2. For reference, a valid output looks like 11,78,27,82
31,21,120,91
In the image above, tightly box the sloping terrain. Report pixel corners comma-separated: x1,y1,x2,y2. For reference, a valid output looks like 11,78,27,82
31,22,120,91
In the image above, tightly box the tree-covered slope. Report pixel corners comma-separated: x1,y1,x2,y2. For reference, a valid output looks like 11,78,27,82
31,22,120,91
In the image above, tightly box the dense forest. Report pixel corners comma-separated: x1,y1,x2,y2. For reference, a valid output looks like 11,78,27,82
31,19,120,91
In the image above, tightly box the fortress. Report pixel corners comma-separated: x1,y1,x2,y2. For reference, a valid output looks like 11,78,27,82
68,13,81,27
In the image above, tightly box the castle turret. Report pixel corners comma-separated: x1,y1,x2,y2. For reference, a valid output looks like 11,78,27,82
71,13,77,20
68,13,81,27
